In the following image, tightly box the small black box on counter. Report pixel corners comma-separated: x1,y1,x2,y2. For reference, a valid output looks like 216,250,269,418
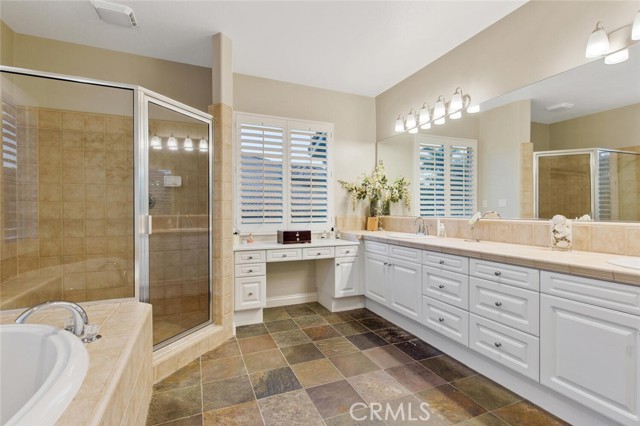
277,230,311,244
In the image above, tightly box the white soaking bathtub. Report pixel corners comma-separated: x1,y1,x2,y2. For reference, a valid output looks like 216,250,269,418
0,324,88,426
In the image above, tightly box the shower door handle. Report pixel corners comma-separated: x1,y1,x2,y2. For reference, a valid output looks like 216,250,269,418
142,215,153,235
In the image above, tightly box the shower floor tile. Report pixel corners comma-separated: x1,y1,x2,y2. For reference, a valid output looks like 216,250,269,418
147,303,570,426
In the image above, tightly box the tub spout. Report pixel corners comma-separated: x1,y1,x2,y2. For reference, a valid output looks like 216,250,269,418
16,301,89,337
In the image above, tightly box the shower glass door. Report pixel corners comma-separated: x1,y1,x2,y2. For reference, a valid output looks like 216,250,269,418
143,98,212,348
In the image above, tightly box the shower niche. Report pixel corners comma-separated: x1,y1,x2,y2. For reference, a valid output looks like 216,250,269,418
0,67,213,349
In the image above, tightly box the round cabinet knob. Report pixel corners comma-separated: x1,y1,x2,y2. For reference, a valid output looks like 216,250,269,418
248,256,253,260
248,269,253,273
438,284,445,289
346,250,350,254
282,254,287,257
336,263,340,266
439,260,445,265
494,271,502,276
317,252,322,255
494,342,502,348
495,301,503,307
248,292,253,296
438,317,445,322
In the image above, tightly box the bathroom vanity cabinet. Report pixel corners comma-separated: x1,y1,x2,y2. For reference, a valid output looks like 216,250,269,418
360,235,640,426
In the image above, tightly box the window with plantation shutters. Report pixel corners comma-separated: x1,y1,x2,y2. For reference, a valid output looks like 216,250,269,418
235,113,333,233
416,135,477,218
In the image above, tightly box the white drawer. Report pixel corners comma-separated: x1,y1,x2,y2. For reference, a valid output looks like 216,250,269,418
389,244,421,262
470,277,539,336
469,313,540,381
303,246,335,260
235,263,266,278
235,276,266,310
423,297,469,347
470,259,539,291
267,248,302,262
235,250,266,264
336,245,359,258
365,241,389,255
423,251,469,275
541,271,640,316
422,266,469,310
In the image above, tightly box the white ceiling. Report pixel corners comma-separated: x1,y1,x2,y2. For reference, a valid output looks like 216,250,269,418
0,0,526,97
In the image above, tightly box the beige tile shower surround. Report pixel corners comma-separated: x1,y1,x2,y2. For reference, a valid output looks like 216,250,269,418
0,299,153,426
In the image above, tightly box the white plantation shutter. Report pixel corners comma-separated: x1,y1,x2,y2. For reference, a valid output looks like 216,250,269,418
417,136,477,217
237,117,285,228
235,113,333,232
289,125,330,224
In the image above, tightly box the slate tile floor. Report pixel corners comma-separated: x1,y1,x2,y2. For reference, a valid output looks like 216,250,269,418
147,304,569,426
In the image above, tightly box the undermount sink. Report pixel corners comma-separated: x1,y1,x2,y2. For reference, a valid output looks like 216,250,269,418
607,257,640,271
0,324,89,426
385,232,434,239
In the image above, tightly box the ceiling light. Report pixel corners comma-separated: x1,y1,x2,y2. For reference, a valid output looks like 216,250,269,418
184,135,194,151
91,0,138,28
418,104,430,126
405,109,417,129
585,22,609,58
467,104,480,113
605,48,629,64
167,134,178,151
199,138,208,152
394,115,405,133
150,134,162,150
449,88,463,114
633,10,640,40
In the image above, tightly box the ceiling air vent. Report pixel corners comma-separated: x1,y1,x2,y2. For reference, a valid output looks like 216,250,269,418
90,0,138,28
545,102,574,112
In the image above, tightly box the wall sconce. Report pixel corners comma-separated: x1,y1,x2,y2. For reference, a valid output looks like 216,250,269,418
167,134,178,151
150,134,162,150
184,135,194,152
199,138,208,152
586,12,640,65
394,115,405,132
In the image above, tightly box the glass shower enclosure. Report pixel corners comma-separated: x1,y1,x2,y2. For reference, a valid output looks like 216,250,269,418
0,66,213,349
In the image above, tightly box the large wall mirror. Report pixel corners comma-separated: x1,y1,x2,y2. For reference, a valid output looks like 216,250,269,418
377,44,640,222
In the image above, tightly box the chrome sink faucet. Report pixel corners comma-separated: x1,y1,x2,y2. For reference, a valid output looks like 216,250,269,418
16,300,89,337
415,217,427,235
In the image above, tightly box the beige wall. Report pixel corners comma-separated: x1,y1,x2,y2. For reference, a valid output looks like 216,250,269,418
233,73,377,218
546,104,640,151
531,122,550,152
376,1,640,141
1,22,212,113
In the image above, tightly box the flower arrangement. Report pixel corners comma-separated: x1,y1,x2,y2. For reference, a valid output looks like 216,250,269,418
338,161,411,216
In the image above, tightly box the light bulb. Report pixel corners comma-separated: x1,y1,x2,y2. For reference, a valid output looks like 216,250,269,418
433,97,446,124
405,109,417,129
418,104,430,125
408,127,418,134
184,135,193,151
604,48,629,64
150,134,162,150
450,111,462,120
449,88,463,114
167,134,178,151
199,138,208,152
585,22,609,58
632,11,640,40
394,115,405,132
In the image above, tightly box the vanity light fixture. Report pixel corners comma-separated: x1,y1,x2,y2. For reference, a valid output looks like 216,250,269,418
449,88,463,119
605,48,629,65
405,109,417,130
585,22,610,58
183,135,194,152
199,138,208,152
150,134,162,150
433,96,446,125
632,10,640,40
467,104,480,113
418,104,431,128
394,115,405,132
167,134,178,151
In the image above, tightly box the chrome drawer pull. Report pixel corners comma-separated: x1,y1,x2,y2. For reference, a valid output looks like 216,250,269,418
282,254,287,258
438,318,445,322
495,301,503,307
494,271,502,276
248,269,253,273
438,284,445,289
346,250,350,254
336,263,340,266
317,252,322,255
439,260,445,265
248,256,253,260
248,292,253,296
494,342,502,348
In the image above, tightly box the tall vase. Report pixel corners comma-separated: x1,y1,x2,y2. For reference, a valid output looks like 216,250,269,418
369,198,382,217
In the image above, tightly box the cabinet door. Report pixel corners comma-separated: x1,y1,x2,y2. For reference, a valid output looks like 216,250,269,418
388,258,422,321
335,257,359,298
364,252,388,305
541,295,640,426
234,276,266,311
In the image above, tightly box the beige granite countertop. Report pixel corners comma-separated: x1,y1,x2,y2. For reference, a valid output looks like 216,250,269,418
342,230,640,286
1,299,152,426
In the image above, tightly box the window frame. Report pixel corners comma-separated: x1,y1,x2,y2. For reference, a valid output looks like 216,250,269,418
234,112,334,234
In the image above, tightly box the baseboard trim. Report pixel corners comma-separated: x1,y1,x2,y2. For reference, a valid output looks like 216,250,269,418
267,292,317,308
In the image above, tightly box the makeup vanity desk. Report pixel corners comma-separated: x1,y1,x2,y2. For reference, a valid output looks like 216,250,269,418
233,239,364,326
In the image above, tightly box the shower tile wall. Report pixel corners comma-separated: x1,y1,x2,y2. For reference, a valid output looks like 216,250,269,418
537,154,591,220
0,105,135,309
